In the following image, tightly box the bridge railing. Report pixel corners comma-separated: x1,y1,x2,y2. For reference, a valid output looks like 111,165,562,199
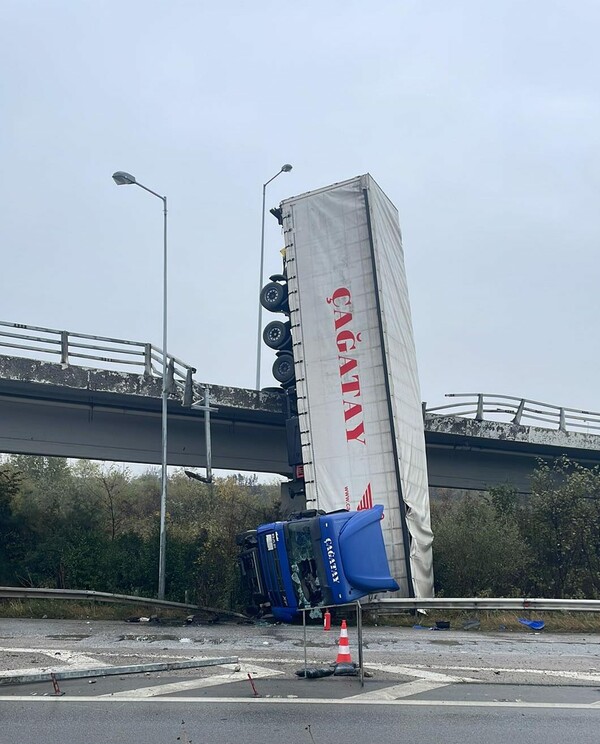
0,320,196,404
427,393,600,434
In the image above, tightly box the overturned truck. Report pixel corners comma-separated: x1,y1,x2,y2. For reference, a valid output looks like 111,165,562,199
238,505,399,622
241,174,434,620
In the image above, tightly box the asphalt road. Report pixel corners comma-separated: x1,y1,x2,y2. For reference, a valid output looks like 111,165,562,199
1,700,599,744
0,617,599,742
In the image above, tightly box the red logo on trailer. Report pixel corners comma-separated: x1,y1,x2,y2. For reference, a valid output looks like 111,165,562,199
326,286,366,446
357,483,373,511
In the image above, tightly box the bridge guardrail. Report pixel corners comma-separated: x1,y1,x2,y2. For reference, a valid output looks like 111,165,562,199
426,393,600,434
0,320,196,404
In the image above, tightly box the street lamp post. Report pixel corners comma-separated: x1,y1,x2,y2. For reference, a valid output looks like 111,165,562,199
255,164,293,391
112,170,169,600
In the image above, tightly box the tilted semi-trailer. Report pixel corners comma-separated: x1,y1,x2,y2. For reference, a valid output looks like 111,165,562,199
244,174,434,618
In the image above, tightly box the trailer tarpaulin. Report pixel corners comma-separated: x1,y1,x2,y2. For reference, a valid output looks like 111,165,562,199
281,175,433,597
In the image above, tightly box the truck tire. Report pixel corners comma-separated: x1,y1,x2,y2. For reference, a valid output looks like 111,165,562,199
263,320,291,350
260,281,288,313
272,352,295,384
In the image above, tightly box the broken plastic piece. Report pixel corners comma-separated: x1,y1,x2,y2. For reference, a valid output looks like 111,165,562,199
518,618,545,630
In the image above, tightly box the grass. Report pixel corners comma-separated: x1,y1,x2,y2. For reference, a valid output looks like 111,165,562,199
0,599,189,622
2,600,600,633
369,609,600,633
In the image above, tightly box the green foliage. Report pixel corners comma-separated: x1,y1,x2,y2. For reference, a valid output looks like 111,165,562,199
7,452,600,605
432,493,531,596
1,456,279,609
0,463,27,584
432,458,600,598
524,457,600,598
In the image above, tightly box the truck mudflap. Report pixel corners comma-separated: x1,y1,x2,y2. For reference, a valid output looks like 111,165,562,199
338,505,399,594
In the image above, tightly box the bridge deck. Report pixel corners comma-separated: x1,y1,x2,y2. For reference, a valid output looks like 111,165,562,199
2,354,600,492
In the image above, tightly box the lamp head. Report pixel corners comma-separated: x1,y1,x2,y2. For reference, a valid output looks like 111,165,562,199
112,171,137,186
281,164,293,173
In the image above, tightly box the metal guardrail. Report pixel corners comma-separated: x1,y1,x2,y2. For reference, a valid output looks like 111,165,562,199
0,586,246,619
366,597,600,612
0,320,197,405
0,586,199,611
426,393,600,434
3,587,599,616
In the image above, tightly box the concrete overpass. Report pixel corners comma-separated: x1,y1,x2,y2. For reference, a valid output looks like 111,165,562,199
2,351,600,493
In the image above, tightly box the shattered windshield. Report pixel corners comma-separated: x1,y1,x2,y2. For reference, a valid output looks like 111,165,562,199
285,522,325,608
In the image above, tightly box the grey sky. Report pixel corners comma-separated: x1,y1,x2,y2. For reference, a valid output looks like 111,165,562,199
2,0,599,419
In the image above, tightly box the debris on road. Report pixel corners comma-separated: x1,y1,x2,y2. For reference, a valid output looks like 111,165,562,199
518,618,545,631
295,666,335,679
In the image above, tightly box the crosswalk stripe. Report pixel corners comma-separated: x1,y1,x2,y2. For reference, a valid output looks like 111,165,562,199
348,680,450,700
99,663,283,698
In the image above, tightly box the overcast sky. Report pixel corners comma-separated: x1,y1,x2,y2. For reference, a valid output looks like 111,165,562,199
2,1,599,420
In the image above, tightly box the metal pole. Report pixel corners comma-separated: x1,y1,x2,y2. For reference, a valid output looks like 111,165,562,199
158,195,168,600
255,181,267,391
303,608,307,676
254,165,292,391
204,385,212,483
357,601,364,687
112,172,169,601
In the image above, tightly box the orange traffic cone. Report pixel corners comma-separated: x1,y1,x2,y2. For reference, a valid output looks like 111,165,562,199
335,619,352,664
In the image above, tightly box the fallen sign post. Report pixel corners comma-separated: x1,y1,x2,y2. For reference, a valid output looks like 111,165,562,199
0,657,239,687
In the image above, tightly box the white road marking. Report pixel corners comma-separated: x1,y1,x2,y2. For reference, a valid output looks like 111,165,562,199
364,663,476,683
378,662,600,683
100,663,283,698
348,680,451,700
237,656,600,685
241,657,474,682
0,695,599,709
0,647,109,677
252,657,600,684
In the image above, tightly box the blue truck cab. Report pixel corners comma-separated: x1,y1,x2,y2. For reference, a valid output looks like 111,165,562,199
238,505,399,622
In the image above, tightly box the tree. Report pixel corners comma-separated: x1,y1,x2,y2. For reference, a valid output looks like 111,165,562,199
0,463,27,584
431,492,532,597
524,457,600,598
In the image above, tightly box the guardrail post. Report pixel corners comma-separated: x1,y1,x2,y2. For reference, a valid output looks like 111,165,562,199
476,394,484,421
166,357,175,394
512,399,525,426
144,344,153,376
60,332,69,366
183,368,193,407
559,408,566,432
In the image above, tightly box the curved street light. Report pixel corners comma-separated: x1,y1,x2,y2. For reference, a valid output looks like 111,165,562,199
255,164,293,390
112,170,169,601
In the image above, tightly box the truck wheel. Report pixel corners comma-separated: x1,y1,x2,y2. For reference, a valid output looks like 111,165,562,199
263,320,291,350
272,353,295,384
260,281,288,312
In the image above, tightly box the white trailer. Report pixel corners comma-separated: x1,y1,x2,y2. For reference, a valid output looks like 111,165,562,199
279,174,434,598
